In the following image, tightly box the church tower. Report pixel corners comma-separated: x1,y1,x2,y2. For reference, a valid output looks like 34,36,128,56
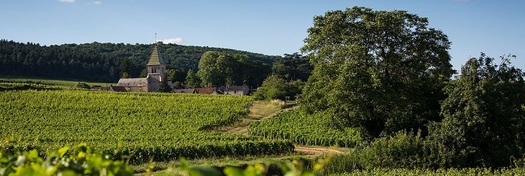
146,43,166,91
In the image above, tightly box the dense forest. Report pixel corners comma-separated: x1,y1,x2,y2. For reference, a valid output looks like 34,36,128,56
0,39,281,83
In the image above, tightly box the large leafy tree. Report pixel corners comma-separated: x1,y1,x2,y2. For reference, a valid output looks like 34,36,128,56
197,51,270,87
197,51,234,87
185,69,201,88
300,7,454,137
428,54,525,167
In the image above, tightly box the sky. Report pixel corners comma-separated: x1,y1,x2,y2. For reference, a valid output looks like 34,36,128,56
1,0,524,71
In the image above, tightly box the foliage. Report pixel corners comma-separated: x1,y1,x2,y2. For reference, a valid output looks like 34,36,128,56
198,51,234,87
0,143,134,176
324,131,429,173
427,53,525,168
0,40,278,83
74,82,91,89
331,167,525,176
180,157,329,176
299,6,454,137
253,75,288,100
0,80,63,91
0,90,294,164
249,109,362,147
253,75,304,101
185,69,201,88
158,78,172,92
197,51,271,87
272,53,313,82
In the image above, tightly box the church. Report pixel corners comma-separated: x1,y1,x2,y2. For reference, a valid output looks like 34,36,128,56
116,44,173,92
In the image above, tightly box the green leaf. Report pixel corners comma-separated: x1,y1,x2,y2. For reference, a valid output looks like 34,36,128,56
58,147,70,157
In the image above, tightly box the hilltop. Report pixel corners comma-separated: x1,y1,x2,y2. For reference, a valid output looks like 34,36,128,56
0,39,281,83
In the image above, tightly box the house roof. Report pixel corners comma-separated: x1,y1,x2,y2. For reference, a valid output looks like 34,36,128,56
109,85,128,92
196,88,216,94
225,86,248,91
147,45,165,66
117,78,148,87
174,88,196,93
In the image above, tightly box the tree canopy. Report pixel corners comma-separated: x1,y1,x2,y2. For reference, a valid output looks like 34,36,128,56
300,7,454,137
271,53,313,82
197,51,271,88
428,53,525,167
0,40,279,83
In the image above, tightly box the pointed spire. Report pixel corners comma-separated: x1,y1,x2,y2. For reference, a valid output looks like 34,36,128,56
147,44,165,66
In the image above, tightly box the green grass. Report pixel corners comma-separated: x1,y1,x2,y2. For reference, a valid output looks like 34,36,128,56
247,101,283,120
0,76,113,87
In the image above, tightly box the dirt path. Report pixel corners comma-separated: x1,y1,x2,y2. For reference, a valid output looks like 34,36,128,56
294,146,345,155
224,103,297,135
219,101,346,155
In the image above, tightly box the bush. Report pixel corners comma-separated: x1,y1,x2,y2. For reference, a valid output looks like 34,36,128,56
324,130,430,173
75,82,91,89
0,143,134,176
254,75,304,101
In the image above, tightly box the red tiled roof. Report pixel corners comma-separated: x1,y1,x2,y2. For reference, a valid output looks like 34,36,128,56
196,88,216,94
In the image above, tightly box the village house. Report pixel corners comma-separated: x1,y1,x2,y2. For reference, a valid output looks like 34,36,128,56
223,86,250,95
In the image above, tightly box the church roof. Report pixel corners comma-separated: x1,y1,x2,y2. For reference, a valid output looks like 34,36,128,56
109,85,128,92
147,44,165,66
117,78,148,87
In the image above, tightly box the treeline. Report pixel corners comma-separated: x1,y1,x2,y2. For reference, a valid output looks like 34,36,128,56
0,39,281,82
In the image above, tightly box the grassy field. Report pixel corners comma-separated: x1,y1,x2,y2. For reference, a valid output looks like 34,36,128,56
0,76,113,86
0,76,114,91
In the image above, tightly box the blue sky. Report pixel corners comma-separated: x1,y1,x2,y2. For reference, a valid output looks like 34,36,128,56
1,0,524,71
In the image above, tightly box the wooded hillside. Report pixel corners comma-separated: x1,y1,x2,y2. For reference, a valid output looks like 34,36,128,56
0,39,280,82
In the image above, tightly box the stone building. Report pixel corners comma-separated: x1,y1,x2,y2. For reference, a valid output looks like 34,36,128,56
117,44,172,92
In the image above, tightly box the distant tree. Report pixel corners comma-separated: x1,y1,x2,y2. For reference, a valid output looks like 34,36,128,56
165,69,176,81
253,75,304,101
235,54,271,87
198,51,223,87
185,69,201,88
197,51,236,87
300,7,454,137
173,81,182,89
121,72,129,78
75,82,91,89
0,40,279,83
253,75,288,100
428,54,525,167
120,59,131,78
272,53,313,81
159,78,172,92
140,69,148,78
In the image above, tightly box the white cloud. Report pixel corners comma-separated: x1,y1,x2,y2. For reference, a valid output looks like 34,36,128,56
93,1,102,5
59,0,76,3
157,38,183,44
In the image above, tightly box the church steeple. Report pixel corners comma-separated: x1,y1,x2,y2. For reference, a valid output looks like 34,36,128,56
146,42,166,83
147,44,165,66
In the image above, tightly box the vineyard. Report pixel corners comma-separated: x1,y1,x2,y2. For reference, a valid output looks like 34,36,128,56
0,90,293,163
249,109,362,147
